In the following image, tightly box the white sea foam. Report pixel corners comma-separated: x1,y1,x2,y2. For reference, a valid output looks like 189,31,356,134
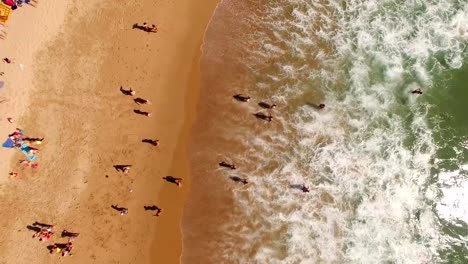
215,0,468,263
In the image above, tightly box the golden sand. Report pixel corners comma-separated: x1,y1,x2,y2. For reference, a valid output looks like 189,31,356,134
0,0,219,263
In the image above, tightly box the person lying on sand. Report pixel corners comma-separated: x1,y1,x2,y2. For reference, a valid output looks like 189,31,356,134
33,229,53,241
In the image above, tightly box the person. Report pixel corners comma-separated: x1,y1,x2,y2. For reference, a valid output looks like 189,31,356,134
120,86,135,96
134,97,151,105
62,230,80,242
163,176,182,187
258,102,277,109
301,185,310,193
411,88,423,95
142,139,159,146
254,112,273,122
121,166,131,174
240,178,248,184
3,58,11,64
134,109,151,117
62,243,73,257
219,161,236,170
120,208,129,215
233,94,251,102
114,165,131,174
174,178,182,187
155,208,163,217
318,104,325,109
147,24,157,33
33,228,53,241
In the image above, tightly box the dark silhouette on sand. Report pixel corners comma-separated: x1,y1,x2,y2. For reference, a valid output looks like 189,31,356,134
163,176,182,187
229,176,248,184
233,94,250,102
120,86,135,96
258,102,277,109
254,112,273,122
219,161,236,170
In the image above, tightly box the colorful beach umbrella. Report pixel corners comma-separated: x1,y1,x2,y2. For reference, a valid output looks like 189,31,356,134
0,2,11,24
2,0,15,7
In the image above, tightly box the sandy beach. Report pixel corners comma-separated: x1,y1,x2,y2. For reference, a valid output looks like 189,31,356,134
0,0,219,263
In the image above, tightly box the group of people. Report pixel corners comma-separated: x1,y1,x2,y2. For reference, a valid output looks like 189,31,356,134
6,128,43,175
227,87,424,192
30,222,79,257
112,84,169,217
227,94,328,191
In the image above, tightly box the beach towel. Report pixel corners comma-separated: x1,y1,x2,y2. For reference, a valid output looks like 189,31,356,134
20,144,37,161
2,138,14,148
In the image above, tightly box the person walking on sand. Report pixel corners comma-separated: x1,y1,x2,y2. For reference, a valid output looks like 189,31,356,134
258,102,277,109
134,97,151,105
3,58,12,64
163,176,182,187
134,109,151,117
114,165,131,174
233,94,251,102
120,86,135,96
254,112,273,122
112,205,129,215
219,161,236,170
142,139,159,146
144,205,163,216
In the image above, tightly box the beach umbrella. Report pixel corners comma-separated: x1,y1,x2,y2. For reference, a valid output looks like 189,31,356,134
0,2,11,24
2,0,14,7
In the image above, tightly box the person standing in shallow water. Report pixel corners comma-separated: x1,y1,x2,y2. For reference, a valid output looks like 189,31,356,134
219,161,236,170
233,94,251,102
411,88,423,95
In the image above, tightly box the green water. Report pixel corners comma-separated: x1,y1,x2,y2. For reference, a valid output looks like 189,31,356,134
427,63,468,263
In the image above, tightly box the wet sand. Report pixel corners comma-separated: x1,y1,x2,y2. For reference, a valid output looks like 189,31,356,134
0,0,219,263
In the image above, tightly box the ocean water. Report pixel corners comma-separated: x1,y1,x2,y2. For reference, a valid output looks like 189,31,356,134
183,0,468,263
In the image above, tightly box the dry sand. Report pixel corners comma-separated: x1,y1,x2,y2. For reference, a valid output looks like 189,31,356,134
0,0,219,263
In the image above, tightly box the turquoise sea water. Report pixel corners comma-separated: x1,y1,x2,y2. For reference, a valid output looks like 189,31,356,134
189,0,468,263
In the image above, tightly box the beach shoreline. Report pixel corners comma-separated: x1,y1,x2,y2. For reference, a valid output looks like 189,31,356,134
0,1,220,263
